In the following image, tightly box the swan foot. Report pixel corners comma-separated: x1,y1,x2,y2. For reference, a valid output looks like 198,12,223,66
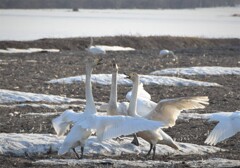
72,147,84,159
131,134,140,146
113,137,124,142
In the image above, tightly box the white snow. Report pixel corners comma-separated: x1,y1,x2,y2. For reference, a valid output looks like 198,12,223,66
151,66,240,76
94,45,135,51
21,112,63,117
0,133,63,156
0,89,84,104
0,103,85,110
0,48,60,54
48,74,221,87
0,133,222,157
178,112,210,121
34,158,240,167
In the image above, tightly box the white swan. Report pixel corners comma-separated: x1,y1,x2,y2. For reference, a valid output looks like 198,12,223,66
126,72,209,127
53,57,101,158
86,37,106,55
100,67,155,116
204,111,240,145
126,72,179,159
159,49,174,57
159,49,178,62
53,58,166,158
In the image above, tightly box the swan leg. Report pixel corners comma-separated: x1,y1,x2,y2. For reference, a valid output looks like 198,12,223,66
72,148,81,159
80,146,84,159
131,134,140,146
146,143,153,156
113,137,124,142
152,145,156,160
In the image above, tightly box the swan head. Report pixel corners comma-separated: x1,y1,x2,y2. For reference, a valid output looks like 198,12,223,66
111,59,118,72
85,57,103,68
124,72,139,82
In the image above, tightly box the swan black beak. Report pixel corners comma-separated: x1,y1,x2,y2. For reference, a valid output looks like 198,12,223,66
123,72,130,79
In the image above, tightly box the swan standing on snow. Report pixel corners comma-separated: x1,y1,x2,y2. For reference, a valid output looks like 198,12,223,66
204,111,240,145
126,72,209,145
53,58,102,158
85,37,106,55
53,58,166,159
126,72,179,159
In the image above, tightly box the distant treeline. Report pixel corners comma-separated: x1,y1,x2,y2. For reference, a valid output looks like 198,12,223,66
1,0,240,9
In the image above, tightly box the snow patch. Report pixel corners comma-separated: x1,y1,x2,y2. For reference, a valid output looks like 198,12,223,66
0,89,84,104
151,66,240,76
48,74,221,87
0,133,222,157
0,133,63,156
178,112,210,121
0,48,60,54
95,45,135,51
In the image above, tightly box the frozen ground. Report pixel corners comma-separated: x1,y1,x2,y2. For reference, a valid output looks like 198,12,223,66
0,36,239,167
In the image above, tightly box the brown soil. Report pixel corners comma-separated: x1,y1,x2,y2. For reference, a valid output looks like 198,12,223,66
0,36,240,167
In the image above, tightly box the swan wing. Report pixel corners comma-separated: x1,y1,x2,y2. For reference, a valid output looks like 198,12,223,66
147,96,209,127
205,112,240,145
76,115,165,141
52,109,83,136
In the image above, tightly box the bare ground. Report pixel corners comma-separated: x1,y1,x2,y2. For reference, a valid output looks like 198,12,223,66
0,36,240,167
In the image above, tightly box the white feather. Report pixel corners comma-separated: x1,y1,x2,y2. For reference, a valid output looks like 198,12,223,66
205,111,240,145
76,115,165,141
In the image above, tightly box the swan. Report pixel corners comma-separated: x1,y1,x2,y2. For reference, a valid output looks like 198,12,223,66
159,49,174,57
85,37,106,55
159,49,178,62
53,58,166,159
100,66,155,117
125,72,180,159
126,72,209,128
204,111,240,145
53,57,101,158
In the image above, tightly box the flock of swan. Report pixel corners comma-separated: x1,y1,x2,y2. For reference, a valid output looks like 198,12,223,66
52,56,240,159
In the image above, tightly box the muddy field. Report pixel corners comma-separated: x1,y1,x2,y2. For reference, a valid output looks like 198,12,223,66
0,36,240,167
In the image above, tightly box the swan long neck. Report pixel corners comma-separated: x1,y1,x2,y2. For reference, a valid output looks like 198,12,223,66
89,37,93,47
128,75,139,117
107,69,118,115
85,65,97,114
109,69,118,105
